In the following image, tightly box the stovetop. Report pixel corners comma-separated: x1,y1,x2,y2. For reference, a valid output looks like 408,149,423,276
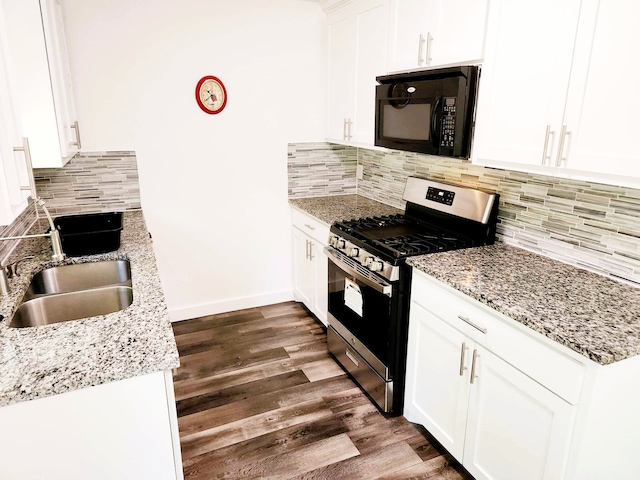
331,213,475,261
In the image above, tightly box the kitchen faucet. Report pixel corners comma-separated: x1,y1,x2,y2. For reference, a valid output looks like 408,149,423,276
0,198,65,295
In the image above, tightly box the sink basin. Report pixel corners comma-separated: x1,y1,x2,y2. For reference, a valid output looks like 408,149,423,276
10,286,133,328
22,260,131,301
9,260,134,328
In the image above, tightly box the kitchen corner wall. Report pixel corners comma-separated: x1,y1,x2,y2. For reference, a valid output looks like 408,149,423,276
288,143,357,198
288,142,640,285
34,152,141,216
0,152,141,264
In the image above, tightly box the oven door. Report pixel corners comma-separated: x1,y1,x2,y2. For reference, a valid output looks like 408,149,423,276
325,247,395,379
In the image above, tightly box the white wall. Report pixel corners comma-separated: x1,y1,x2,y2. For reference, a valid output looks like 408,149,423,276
61,0,326,319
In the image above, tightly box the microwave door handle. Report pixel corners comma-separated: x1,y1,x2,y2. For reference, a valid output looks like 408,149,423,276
431,97,442,148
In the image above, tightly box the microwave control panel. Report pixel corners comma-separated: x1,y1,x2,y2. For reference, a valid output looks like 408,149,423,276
440,97,456,148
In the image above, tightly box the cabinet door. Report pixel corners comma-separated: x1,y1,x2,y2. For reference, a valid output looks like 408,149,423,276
311,239,328,326
463,346,575,480
326,10,356,142
2,0,75,168
404,302,470,461
387,0,430,72
472,0,581,168
428,0,487,67
292,227,315,310
350,0,387,144
561,0,640,179
40,0,79,161
0,2,30,225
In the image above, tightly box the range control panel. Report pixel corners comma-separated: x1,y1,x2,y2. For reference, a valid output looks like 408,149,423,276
440,97,456,148
426,186,455,206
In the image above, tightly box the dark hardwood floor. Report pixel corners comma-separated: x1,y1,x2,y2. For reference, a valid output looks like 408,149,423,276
171,301,471,479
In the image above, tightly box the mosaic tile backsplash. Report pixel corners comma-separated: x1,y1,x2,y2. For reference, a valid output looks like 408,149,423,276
34,151,141,216
288,142,640,285
288,143,357,198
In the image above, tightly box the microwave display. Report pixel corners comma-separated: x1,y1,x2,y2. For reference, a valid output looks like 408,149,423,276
375,66,479,159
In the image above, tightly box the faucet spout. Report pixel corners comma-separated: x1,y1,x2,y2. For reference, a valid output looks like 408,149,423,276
0,198,66,262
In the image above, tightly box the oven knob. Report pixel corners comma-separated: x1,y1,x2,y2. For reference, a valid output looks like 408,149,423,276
329,236,338,247
337,239,346,249
369,260,384,272
348,247,360,257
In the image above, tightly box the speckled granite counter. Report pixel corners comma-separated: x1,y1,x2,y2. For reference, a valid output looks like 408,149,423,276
289,195,403,225
0,210,179,407
407,243,640,366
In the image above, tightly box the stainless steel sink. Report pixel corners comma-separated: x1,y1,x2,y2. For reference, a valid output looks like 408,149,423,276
10,286,133,328
9,260,134,328
22,260,131,301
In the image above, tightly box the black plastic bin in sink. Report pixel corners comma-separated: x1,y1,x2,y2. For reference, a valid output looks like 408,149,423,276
54,212,124,257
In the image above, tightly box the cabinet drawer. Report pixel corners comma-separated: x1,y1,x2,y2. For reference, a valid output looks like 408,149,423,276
291,208,330,244
411,271,585,405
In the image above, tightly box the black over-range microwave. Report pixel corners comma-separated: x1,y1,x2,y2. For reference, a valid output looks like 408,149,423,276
374,65,479,159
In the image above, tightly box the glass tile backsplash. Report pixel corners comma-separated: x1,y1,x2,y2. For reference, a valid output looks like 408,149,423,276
288,142,640,285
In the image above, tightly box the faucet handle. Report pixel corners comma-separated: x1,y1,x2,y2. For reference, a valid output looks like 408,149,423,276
5,255,35,278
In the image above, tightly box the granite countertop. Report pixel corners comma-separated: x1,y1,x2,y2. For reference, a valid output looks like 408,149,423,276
0,210,179,407
289,195,403,225
408,243,640,366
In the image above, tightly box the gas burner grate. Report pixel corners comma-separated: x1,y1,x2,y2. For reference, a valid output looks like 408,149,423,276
374,233,472,257
335,214,407,232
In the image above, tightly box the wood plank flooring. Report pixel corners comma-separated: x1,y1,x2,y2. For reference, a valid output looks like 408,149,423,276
171,301,472,480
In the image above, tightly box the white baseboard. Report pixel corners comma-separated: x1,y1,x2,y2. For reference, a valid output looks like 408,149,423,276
168,289,295,322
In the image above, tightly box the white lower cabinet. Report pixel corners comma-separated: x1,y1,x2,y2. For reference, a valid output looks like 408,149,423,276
0,370,183,480
405,302,575,480
405,270,585,479
292,207,329,325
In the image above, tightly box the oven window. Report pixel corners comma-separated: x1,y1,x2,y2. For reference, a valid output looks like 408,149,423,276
382,103,431,140
328,260,393,365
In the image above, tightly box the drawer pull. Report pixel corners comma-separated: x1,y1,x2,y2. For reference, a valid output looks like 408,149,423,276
470,349,480,384
345,348,360,367
304,223,315,231
459,342,468,376
458,315,487,334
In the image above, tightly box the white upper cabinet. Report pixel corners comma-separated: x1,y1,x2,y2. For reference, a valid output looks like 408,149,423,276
386,0,488,73
0,2,31,226
325,0,387,145
473,0,640,187
2,0,79,169
473,0,580,168
561,0,640,178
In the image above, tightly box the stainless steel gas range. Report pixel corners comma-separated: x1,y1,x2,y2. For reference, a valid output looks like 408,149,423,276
325,176,499,415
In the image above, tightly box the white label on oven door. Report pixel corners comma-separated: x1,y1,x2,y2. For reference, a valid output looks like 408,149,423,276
344,278,363,317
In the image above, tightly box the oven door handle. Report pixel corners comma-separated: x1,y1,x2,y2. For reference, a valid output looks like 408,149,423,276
324,247,393,297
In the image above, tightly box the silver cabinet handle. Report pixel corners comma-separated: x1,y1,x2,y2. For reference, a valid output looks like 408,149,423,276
308,241,314,261
70,120,81,149
470,349,480,384
555,125,570,167
425,32,433,66
13,137,37,198
418,33,426,66
457,315,487,334
541,125,555,166
346,118,353,140
459,342,468,376
304,223,315,231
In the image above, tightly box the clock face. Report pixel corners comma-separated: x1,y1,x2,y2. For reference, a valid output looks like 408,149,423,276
196,76,227,114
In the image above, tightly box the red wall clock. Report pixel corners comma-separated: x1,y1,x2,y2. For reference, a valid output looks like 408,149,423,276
195,76,227,114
